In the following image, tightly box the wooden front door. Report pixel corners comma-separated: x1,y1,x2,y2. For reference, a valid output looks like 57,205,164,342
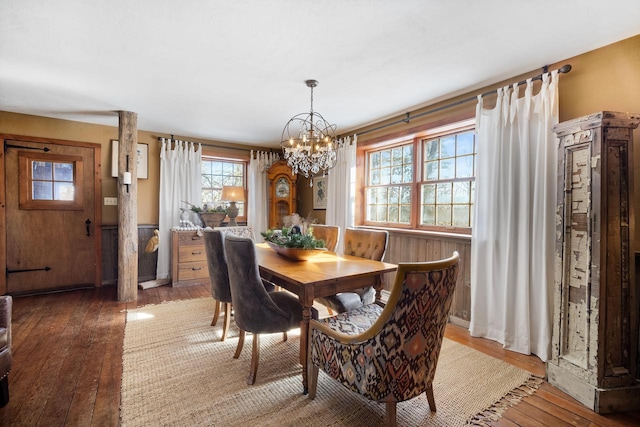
3,137,101,295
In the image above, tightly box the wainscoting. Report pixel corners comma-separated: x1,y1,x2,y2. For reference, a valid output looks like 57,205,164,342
382,230,472,325
101,225,159,285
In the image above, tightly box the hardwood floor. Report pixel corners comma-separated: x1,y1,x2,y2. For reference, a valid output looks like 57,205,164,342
0,285,638,426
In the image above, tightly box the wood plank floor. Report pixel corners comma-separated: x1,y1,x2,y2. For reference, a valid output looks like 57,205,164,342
0,285,638,426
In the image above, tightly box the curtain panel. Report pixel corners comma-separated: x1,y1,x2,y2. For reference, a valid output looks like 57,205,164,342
156,139,202,280
248,150,279,241
470,71,559,361
325,136,357,253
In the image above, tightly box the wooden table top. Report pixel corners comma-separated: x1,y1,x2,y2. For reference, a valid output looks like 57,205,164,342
255,243,397,287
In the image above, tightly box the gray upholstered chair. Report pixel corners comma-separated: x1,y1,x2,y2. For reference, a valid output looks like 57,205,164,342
204,230,274,341
308,252,460,427
310,224,339,252
0,296,12,407
316,228,388,313
224,234,317,385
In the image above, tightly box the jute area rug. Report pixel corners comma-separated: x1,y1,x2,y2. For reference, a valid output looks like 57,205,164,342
121,298,542,427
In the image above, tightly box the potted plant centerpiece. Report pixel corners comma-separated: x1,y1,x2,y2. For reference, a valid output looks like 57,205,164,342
184,201,228,228
261,227,326,261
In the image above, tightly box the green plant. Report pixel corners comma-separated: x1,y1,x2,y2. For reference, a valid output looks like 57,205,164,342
261,227,325,250
183,200,227,214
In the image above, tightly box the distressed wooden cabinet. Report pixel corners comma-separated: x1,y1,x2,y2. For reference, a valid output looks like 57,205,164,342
171,230,210,287
547,111,640,413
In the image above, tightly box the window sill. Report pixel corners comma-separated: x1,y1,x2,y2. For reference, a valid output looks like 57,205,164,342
356,225,472,242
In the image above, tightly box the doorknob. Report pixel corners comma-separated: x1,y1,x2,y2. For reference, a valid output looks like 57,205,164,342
85,218,92,236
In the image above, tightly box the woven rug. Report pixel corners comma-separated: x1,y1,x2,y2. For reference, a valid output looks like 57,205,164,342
121,298,542,426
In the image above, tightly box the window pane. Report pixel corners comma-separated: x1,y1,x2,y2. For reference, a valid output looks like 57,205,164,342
403,165,413,182
54,182,75,200
380,150,391,168
399,205,411,223
439,158,455,179
436,183,452,204
400,186,412,204
453,181,470,203
370,169,380,185
425,140,438,160
54,163,73,181
370,152,380,169
391,147,403,165
422,205,435,224
32,161,52,180
33,181,53,200
422,184,435,204
436,205,451,226
456,155,474,178
457,132,474,155
391,166,403,184
426,161,438,180
388,205,399,223
380,167,391,185
453,205,470,227
440,136,455,158
403,145,413,164
376,205,387,222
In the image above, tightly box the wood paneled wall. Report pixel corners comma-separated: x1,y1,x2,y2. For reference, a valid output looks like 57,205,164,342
102,225,158,285
382,230,472,324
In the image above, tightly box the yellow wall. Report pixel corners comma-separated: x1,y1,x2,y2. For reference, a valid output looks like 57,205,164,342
1,34,639,231
0,112,259,225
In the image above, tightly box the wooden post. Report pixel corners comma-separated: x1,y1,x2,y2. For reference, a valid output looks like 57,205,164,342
117,111,138,302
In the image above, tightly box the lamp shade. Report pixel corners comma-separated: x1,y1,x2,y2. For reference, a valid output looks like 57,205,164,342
221,186,245,202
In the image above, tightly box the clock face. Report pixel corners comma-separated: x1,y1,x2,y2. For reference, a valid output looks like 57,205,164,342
275,178,290,198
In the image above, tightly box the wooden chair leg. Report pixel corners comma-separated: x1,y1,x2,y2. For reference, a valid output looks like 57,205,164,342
0,376,9,408
221,302,231,341
425,383,436,411
282,331,287,342
211,300,221,326
385,402,397,427
308,365,319,399
327,307,334,316
234,329,245,359
247,333,260,385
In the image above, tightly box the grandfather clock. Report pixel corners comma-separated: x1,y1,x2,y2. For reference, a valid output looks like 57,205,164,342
547,111,640,413
267,160,297,229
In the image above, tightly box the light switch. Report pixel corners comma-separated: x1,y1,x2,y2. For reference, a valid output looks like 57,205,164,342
104,197,118,206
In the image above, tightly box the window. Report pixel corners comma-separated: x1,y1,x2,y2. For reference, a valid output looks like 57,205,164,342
201,157,246,217
19,152,84,210
421,129,476,228
364,120,475,233
366,144,413,224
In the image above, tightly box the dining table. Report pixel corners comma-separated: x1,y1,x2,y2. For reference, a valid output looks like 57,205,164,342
254,242,398,394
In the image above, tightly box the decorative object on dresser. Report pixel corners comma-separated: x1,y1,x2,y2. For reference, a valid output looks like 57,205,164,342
308,253,461,427
547,111,640,413
170,230,210,287
267,160,297,229
220,186,245,226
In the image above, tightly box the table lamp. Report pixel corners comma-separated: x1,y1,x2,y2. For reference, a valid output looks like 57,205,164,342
221,186,245,226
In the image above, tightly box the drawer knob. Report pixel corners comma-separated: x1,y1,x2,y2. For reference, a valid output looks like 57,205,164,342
192,267,202,271
192,251,202,255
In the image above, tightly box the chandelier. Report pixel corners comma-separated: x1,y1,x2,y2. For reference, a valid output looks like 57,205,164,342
280,79,339,180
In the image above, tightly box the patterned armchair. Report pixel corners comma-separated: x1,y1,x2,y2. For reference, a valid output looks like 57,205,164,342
308,252,459,427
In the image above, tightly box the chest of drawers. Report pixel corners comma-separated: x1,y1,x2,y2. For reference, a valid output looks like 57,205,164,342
171,230,210,287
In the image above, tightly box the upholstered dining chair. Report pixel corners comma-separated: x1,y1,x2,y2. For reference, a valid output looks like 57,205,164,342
224,234,317,385
0,295,12,407
308,252,460,427
310,224,339,252
204,229,274,341
316,228,388,313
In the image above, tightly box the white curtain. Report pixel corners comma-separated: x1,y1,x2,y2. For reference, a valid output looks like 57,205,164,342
248,150,279,241
325,136,357,253
156,138,202,280
470,71,559,361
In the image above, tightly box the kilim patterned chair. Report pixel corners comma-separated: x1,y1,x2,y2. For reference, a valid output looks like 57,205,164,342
309,224,339,252
204,230,274,341
308,252,460,427
316,228,388,314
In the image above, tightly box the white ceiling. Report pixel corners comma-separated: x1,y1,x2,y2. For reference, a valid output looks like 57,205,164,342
1,1,639,148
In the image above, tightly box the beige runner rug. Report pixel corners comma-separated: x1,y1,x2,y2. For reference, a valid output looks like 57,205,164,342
121,298,541,426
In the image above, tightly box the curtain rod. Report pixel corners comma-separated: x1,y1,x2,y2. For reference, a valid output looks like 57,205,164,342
354,64,572,137
157,135,252,152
